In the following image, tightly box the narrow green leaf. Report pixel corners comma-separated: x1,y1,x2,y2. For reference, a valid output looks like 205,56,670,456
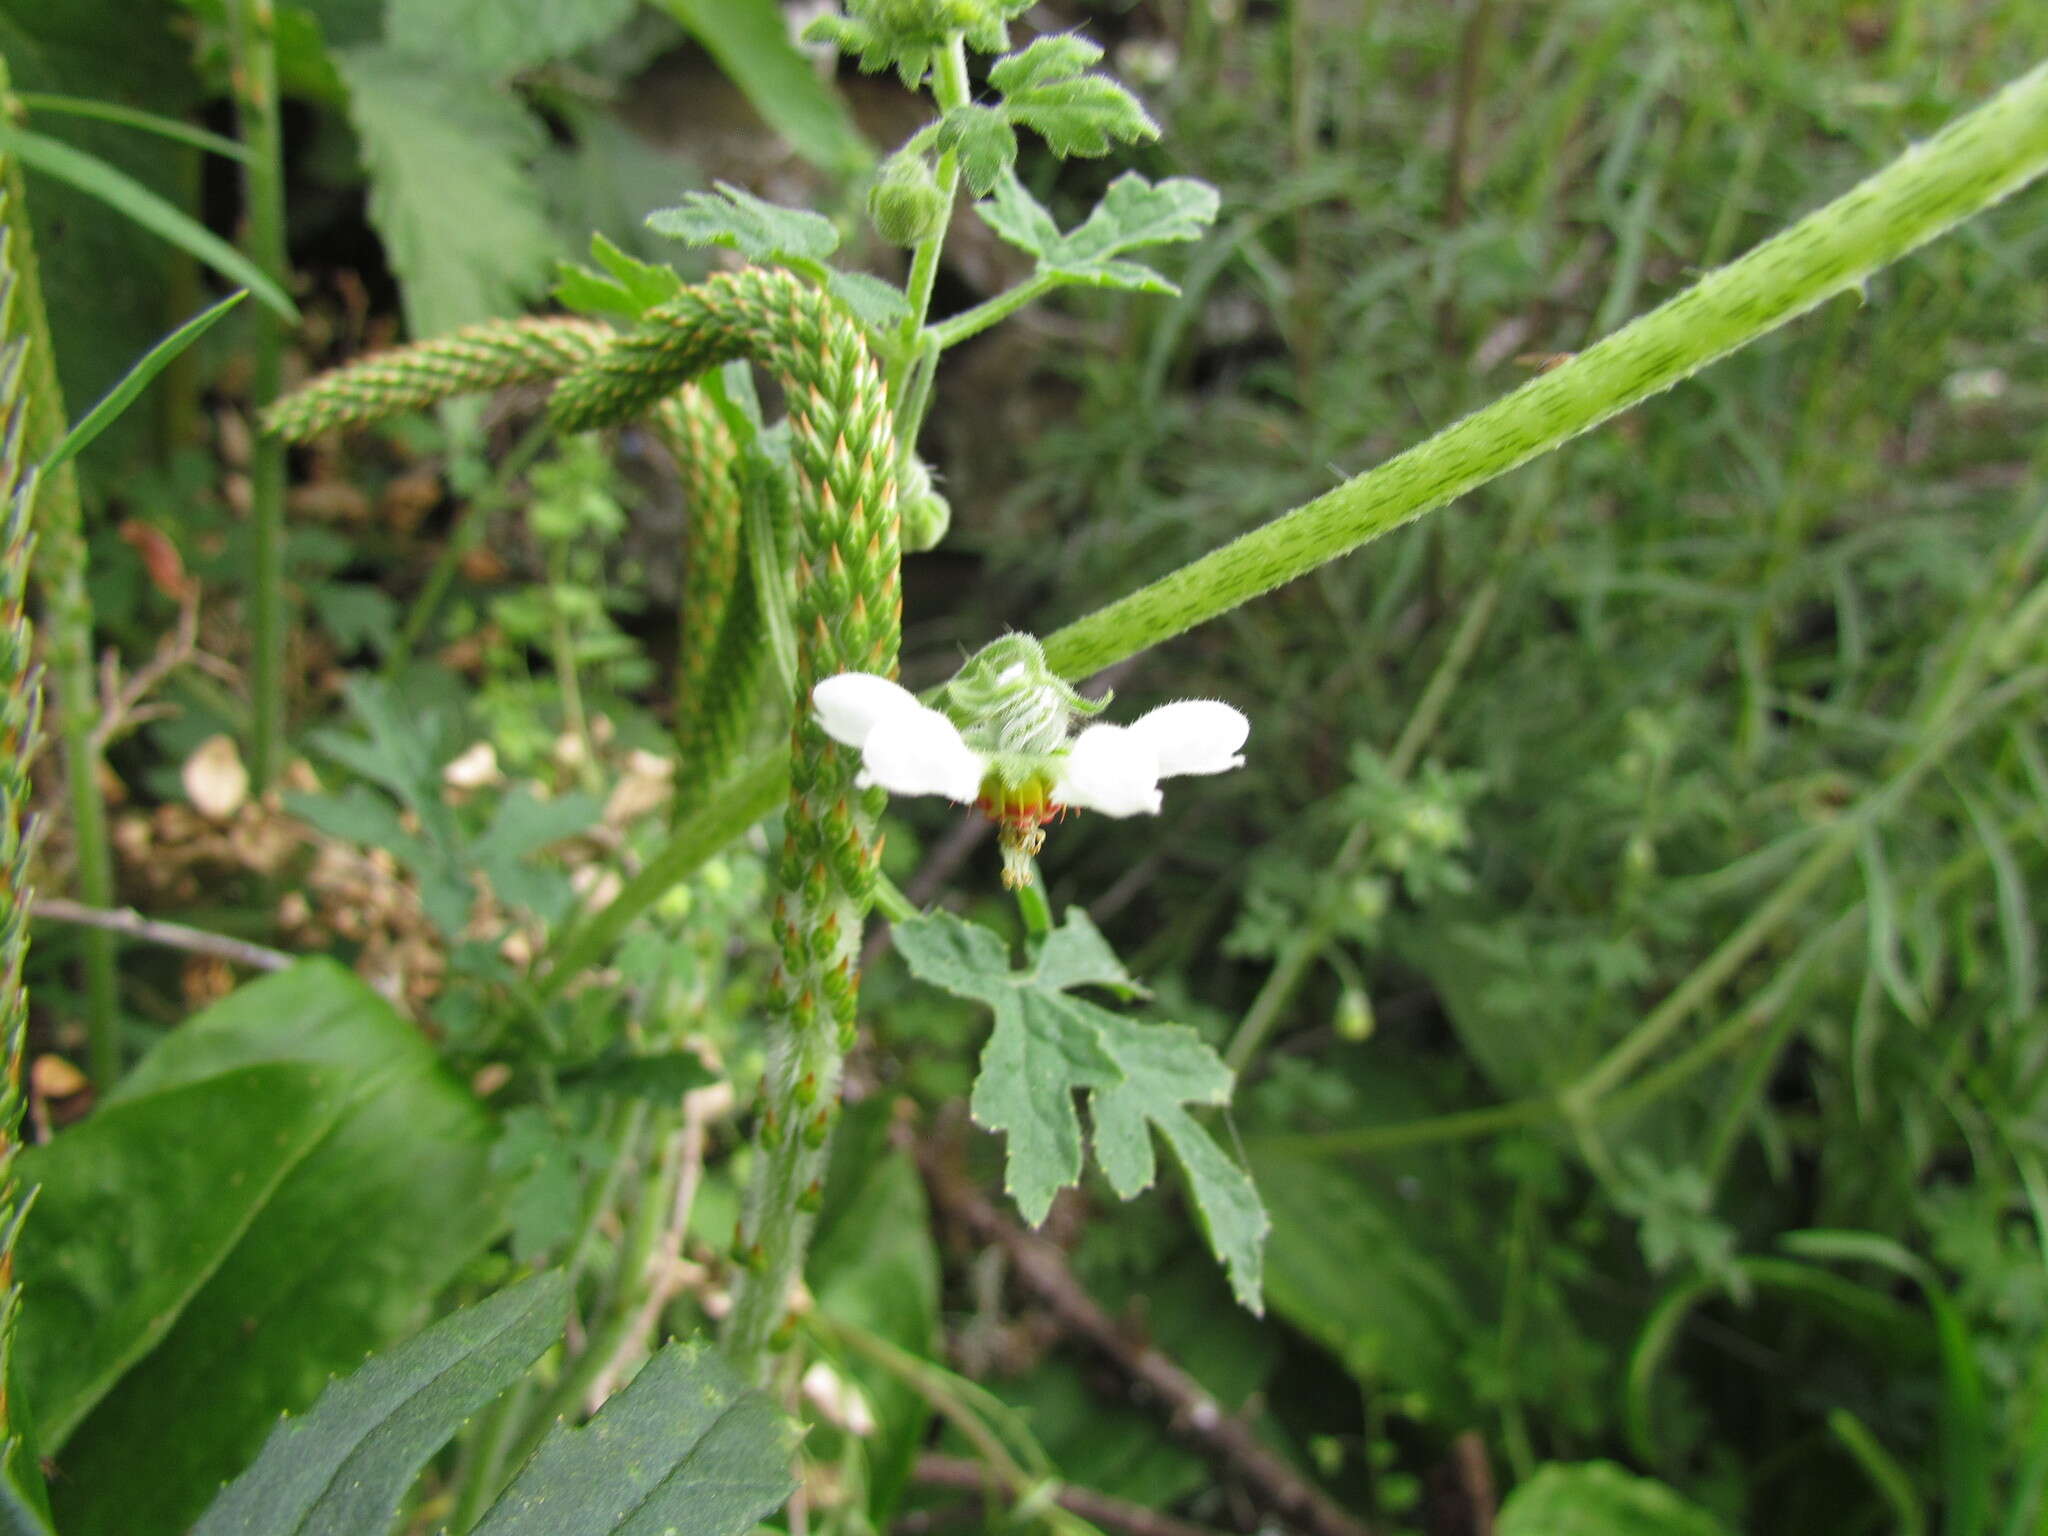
45,291,246,472
558,1049,718,1103
13,93,250,162
0,126,297,320
15,1062,352,1448
653,0,871,174
192,1272,568,1536
472,1337,796,1535
646,181,841,265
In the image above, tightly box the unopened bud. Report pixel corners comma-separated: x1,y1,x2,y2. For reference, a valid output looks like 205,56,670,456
868,151,947,246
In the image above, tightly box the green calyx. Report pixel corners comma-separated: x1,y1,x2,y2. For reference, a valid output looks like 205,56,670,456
942,632,1104,764
897,453,951,551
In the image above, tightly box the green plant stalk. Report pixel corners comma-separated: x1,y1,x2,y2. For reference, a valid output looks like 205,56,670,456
1040,58,2048,680
228,0,290,790
0,72,117,1085
886,33,970,410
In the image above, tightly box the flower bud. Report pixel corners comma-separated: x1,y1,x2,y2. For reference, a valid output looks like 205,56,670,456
897,454,951,551
868,151,947,246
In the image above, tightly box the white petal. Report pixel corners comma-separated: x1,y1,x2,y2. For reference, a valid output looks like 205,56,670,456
1052,724,1163,817
812,673,924,748
1127,699,1249,777
859,705,985,802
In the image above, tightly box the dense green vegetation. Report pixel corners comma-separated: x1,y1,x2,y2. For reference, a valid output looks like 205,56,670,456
0,2,2044,1533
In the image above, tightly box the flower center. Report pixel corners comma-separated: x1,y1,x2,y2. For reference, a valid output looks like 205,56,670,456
974,771,1065,832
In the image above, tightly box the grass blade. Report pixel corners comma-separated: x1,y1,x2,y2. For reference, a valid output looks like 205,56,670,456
12,94,252,163
45,292,247,473
0,126,297,321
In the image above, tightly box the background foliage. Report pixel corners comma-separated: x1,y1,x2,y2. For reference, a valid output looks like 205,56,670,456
0,1,2044,1533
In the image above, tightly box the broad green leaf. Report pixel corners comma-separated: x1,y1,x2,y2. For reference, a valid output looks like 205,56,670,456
471,1338,796,1535
812,1100,939,1522
893,909,1266,1309
0,125,297,319
337,49,559,340
974,171,1216,295
653,0,871,174
646,182,841,265
990,34,1157,159
1249,1150,1474,1421
44,962,501,1536
191,1272,568,1536
934,104,1017,197
386,0,638,78
15,1063,352,1448
1497,1462,1735,1536
47,291,247,472
0,1454,52,1536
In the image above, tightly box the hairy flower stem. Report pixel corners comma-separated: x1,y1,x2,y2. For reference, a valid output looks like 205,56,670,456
0,82,117,1084
228,0,290,789
1041,58,2048,680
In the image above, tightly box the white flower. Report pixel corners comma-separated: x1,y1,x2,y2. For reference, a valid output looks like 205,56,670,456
809,674,1248,820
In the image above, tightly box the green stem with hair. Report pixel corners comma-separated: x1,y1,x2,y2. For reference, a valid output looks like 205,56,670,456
1040,58,2048,680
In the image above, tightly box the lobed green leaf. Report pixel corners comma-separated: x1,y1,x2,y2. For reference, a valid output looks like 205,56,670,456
646,182,840,265
893,909,1266,1308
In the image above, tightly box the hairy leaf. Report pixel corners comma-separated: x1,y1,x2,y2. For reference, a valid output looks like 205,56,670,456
990,33,1157,159
386,0,637,77
935,104,1016,196
646,182,841,266
975,170,1218,295
1496,1462,1735,1536
825,268,911,331
191,1272,568,1536
893,909,1265,1309
471,1338,795,1535
338,49,559,340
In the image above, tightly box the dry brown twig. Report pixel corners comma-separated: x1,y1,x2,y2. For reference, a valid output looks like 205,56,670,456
32,896,295,973
916,1138,1374,1536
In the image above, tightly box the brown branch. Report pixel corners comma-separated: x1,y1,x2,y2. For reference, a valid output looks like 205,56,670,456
916,1140,1374,1536
912,1453,1230,1536
32,898,295,972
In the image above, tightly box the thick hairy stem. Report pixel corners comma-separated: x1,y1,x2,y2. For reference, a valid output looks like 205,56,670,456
0,100,115,1084
1041,58,2048,679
